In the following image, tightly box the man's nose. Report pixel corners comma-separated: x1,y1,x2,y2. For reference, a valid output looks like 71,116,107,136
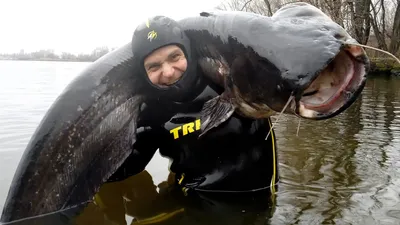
162,63,175,77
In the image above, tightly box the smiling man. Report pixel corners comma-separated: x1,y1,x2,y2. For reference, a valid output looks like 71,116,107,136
144,45,188,87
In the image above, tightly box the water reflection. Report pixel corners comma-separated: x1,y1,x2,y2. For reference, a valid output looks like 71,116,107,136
2,170,276,225
77,170,277,225
270,76,400,224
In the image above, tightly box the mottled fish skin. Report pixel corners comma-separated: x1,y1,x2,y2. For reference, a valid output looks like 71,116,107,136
0,43,145,223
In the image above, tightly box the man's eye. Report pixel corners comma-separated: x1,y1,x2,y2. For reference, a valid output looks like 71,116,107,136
148,65,159,71
172,54,181,60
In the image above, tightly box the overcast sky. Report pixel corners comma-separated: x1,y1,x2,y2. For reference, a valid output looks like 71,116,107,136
0,0,224,54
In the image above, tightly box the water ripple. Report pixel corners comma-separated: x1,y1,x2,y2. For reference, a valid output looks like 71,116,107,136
270,77,400,224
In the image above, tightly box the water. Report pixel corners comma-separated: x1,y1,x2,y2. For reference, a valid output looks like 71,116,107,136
0,60,400,224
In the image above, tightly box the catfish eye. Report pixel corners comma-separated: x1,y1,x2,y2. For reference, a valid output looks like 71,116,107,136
334,33,345,40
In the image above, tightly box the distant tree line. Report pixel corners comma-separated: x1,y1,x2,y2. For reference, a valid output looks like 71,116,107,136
1,2,398,72
0,46,116,62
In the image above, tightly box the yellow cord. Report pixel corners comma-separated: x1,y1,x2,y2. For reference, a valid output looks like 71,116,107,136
178,173,185,185
131,208,185,225
267,118,277,195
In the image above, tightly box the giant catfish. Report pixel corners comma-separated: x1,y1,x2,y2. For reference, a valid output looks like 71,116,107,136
1,2,369,224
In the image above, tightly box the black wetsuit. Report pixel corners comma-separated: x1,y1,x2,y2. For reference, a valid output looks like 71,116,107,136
108,76,279,194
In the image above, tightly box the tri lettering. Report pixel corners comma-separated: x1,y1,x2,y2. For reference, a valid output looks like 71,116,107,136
170,119,201,139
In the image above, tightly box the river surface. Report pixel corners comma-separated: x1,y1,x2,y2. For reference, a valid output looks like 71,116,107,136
0,60,400,224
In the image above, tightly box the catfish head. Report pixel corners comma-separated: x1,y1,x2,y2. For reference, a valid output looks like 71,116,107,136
269,2,370,120
197,2,369,137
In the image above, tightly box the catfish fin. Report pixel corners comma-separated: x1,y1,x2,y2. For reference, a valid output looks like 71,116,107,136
199,92,236,138
198,57,229,88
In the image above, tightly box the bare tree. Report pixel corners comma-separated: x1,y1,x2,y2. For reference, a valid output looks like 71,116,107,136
388,1,400,54
347,0,372,44
368,0,400,54
216,0,279,16
370,0,389,49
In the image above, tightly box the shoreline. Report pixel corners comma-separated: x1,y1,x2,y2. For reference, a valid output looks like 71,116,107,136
0,58,94,63
369,58,400,76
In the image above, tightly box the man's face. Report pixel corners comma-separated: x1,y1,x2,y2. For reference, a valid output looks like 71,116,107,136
144,45,187,87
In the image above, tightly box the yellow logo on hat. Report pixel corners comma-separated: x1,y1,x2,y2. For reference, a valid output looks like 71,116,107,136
146,19,150,28
147,30,158,42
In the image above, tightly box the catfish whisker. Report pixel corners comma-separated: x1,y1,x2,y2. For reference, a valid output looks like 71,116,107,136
265,94,295,140
296,118,301,137
348,43,400,65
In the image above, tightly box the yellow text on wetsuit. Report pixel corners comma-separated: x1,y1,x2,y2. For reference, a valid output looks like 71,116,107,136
170,119,201,139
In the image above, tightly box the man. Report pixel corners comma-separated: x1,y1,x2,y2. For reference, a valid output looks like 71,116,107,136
107,15,279,196
79,15,280,225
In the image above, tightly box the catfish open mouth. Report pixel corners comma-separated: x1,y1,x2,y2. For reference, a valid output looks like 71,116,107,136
296,45,368,119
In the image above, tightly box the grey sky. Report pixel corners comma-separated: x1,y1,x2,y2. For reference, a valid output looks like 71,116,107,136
0,0,224,54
